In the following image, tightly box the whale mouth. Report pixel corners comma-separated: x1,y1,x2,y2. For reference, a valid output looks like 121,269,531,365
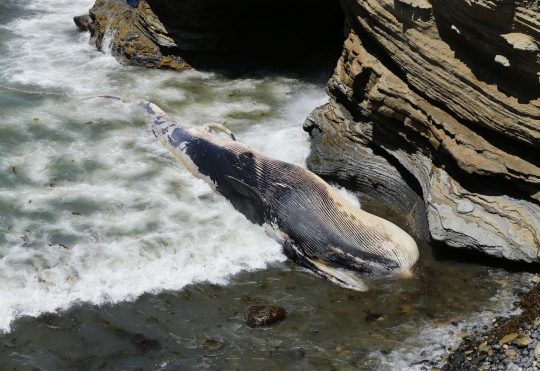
309,260,370,292
280,240,370,291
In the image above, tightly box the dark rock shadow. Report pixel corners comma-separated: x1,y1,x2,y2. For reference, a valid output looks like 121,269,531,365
145,0,346,80
430,240,540,274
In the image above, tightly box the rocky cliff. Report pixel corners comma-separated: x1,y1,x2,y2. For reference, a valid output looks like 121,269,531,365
76,0,540,263
304,0,540,262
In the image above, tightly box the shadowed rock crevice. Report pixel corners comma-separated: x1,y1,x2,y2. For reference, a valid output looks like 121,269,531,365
76,0,345,75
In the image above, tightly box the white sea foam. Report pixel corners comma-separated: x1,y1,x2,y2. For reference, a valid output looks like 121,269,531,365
333,185,361,208
0,0,333,333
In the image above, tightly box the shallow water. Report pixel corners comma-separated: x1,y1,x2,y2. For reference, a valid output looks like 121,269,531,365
0,1,537,370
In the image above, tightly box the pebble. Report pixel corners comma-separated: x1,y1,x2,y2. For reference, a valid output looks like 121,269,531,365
517,337,533,348
506,350,517,360
500,333,519,345
532,275,540,284
438,283,540,371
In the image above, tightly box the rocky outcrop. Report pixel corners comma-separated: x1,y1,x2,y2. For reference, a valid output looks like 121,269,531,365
75,0,191,71
304,1,540,262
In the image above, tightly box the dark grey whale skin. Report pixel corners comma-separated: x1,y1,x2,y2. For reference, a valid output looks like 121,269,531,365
144,102,419,291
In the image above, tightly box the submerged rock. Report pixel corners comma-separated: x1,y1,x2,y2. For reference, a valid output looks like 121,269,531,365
355,357,382,370
130,333,160,351
244,305,287,328
197,338,223,351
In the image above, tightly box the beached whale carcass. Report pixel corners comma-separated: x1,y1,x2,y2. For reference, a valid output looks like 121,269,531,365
144,101,419,291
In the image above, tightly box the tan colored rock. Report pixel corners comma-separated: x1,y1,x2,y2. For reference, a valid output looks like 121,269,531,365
517,337,533,348
339,0,540,148
502,33,539,53
478,344,491,354
505,348,517,359
499,333,519,345
494,55,511,67
397,0,432,10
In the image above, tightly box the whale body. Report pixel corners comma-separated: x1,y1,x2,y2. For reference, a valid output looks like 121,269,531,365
144,101,419,291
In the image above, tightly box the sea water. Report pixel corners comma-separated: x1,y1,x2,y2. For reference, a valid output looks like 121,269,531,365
0,1,536,370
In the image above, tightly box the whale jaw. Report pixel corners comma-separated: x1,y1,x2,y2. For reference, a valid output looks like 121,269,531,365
283,241,370,292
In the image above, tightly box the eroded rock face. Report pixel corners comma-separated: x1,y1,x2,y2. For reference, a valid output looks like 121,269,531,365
305,1,540,261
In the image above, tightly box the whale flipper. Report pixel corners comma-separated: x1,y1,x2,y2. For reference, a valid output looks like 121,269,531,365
225,176,264,204
224,175,265,225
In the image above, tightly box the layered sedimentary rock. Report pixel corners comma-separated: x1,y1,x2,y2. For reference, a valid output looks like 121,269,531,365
304,0,540,261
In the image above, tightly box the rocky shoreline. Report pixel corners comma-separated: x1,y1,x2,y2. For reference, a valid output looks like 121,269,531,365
303,0,540,264
435,276,540,371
